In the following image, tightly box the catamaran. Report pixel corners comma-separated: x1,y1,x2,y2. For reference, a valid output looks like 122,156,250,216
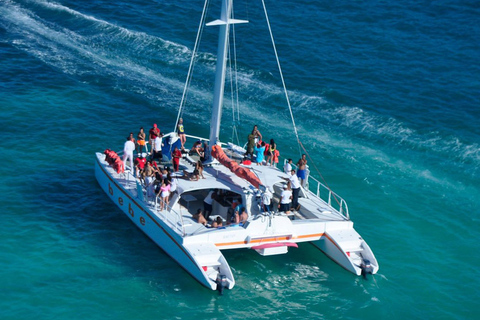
95,0,378,292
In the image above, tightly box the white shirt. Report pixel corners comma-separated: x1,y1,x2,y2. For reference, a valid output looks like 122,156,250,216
280,189,292,204
170,179,177,192
284,162,292,174
262,189,272,205
124,140,135,154
154,136,162,151
289,173,301,189
204,190,215,204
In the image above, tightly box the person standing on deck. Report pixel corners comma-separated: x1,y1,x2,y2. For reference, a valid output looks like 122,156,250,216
245,133,255,159
172,146,182,172
286,169,301,211
123,136,135,172
254,141,266,165
296,154,308,187
128,132,136,145
152,133,163,162
279,184,292,213
284,158,292,174
203,190,216,220
267,139,276,166
251,125,262,144
136,127,146,154
149,123,161,154
134,153,146,178
177,118,186,151
262,187,273,213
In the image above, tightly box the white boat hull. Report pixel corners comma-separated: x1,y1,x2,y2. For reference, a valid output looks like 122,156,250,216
311,228,379,276
94,153,234,290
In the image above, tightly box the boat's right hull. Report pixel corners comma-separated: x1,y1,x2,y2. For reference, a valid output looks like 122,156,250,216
311,231,379,276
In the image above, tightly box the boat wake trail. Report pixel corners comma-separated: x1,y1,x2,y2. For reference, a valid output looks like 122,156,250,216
0,0,189,97
2,0,477,195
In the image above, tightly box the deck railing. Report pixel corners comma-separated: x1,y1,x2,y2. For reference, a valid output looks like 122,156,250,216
154,197,186,236
114,156,187,236
286,160,350,220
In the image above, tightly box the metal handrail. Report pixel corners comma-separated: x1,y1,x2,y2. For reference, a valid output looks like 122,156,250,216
285,159,350,219
111,161,187,236
155,196,186,236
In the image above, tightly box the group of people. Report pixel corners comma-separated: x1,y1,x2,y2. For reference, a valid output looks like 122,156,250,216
192,209,224,228
189,140,207,162
121,120,308,221
133,152,177,211
123,118,189,172
122,123,164,172
119,122,184,212
245,125,279,166
277,154,308,213
191,190,249,228
283,154,308,186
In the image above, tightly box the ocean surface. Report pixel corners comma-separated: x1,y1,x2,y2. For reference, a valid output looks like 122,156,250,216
1,0,479,319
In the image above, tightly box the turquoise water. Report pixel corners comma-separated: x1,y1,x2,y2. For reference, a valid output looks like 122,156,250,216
1,0,479,319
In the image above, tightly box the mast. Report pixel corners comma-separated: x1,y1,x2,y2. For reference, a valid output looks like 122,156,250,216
206,0,247,161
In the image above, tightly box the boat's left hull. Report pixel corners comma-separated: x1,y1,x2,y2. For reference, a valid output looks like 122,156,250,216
94,153,234,290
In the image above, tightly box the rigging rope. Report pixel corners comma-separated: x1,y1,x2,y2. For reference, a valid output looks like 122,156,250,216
173,0,210,134
229,8,241,146
261,0,342,208
261,0,301,157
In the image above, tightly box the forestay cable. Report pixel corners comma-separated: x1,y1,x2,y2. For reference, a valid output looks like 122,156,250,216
174,0,210,133
261,0,301,157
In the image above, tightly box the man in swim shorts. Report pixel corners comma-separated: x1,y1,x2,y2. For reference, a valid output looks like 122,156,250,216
296,154,307,186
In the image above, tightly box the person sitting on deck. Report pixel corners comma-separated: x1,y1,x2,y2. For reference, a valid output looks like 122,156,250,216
211,216,223,228
182,169,197,182
192,208,207,226
195,160,205,179
189,140,204,157
230,209,240,225
239,207,248,223
227,198,244,225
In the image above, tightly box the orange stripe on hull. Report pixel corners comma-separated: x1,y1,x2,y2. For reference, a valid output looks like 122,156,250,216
215,233,324,247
